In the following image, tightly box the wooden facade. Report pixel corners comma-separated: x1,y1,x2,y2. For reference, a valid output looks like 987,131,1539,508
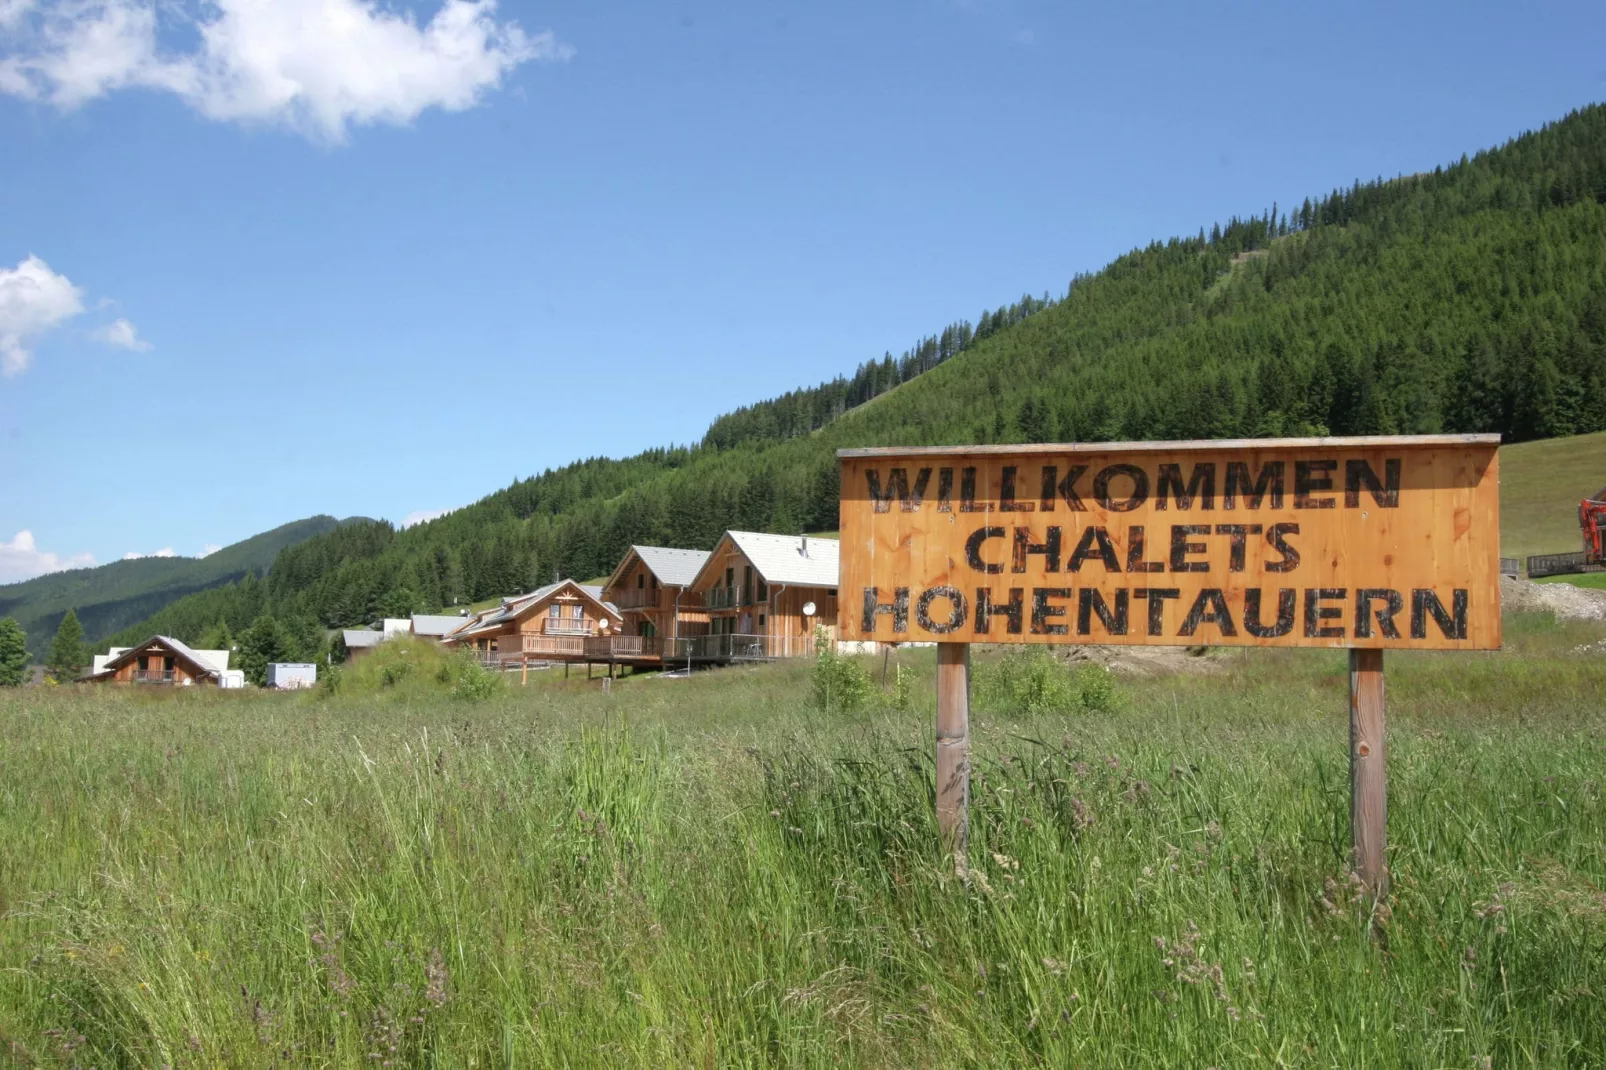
602,548,711,642
89,637,219,686
442,580,625,660
689,532,839,659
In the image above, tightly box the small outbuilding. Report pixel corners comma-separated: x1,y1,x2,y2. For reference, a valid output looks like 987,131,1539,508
266,663,318,690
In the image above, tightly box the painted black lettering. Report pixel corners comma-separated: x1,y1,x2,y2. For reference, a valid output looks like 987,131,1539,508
1243,588,1295,638
1040,466,1059,511
999,466,1034,511
1345,459,1401,509
1133,588,1181,636
937,467,954,512
1411,588,1468,640
965,526,1006,574
1124,525,1165,573
1012,526,1062,573
862,587,910,634
975,587,1024,635
1094,464,1149,512
916,586,968,634
960,467,991,512
1295,460,1337,509
1078,588,1130,636
1224,461,1285,509
1031,588,1071,636
1067,526,1122,572
1057,465,1089,511
1354,588,1403,639
1169,525,1211,573
1303,588,1346,638
1265,523,1301,573
1179,588,1237,637
1214,524,1263,571
1155,463,1217,510
867,467,933,514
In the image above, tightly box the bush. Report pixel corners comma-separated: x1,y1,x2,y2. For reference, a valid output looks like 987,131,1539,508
325,638,500,702
437,650,504,702
811,628,872,713
977,649,1120,716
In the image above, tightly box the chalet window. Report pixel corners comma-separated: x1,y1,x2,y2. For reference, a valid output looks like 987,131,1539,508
759,614,766,627
637,574,644,589
757,580,768,602
549,605,560,619
571,604,583,618
829,589,838,597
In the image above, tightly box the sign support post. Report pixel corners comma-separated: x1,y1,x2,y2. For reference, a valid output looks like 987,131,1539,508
1349,648,1387,901
935,642,971,869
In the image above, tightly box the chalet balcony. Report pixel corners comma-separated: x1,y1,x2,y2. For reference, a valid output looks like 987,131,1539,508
544,620,598,636
704,587,757,610
610,589,660,610
132,669,175,684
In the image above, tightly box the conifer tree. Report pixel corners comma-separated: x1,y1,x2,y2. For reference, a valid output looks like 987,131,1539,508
46,609,86,682
0,617,26,686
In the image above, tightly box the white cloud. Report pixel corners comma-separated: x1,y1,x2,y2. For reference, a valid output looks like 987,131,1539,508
0,529,96,583
0,0,570,141
92,316,149,351
0,254,84,377
199,543,221,557
122,546,176,559
402,507,453,528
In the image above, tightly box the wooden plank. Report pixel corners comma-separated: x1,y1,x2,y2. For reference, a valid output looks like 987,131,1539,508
935,642,970,865
1349,648,1387,900
839,433,1501,458
838,439,1501,650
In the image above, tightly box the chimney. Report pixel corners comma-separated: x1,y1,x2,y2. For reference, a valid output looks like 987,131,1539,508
800,535,809,557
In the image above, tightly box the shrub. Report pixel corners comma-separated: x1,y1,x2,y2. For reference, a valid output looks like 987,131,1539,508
812,627,872,713
977,649,1120,716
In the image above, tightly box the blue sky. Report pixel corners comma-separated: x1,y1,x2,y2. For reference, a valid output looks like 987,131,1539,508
2,0,1603,582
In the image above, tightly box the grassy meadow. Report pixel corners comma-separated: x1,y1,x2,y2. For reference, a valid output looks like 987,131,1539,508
1498,430,1606,560
3,617,1605,1067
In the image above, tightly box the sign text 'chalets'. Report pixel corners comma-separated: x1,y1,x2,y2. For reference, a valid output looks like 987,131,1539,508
836,442,1501,649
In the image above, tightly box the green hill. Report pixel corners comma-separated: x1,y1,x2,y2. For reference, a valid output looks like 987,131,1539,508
0,516,344,659
103,103,1606,656
1499,430,1606,560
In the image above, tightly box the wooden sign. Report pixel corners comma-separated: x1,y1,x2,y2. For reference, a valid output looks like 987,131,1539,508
838,436,1502,650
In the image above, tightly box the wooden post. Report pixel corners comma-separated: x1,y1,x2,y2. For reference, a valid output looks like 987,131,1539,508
521,658,528,686
1349,648,1388,901
936,642,971,869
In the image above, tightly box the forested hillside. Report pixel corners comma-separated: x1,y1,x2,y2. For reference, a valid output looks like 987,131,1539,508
105,104,1606,658
0,516,342,659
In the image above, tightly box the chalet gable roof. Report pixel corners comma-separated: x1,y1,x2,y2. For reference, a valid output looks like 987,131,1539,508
447,579,622,640
605,545,711,591
88,635,226,681
690,531,840,590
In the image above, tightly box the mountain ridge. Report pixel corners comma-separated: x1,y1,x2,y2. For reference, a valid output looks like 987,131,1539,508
99,103,1606,657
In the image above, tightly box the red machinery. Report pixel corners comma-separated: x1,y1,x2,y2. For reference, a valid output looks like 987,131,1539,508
1583,485,1606,566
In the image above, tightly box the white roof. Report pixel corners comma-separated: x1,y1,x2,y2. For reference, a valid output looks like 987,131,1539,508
343,629,386,648
411,614,466,637
631,546,711,587
722,532,839,587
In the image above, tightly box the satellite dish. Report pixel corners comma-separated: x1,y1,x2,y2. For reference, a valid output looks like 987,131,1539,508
802,601,817,617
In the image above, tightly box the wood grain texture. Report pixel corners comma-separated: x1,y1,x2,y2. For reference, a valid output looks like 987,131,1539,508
1349,648,1388,899
837,439,1501,650
935,642,970,861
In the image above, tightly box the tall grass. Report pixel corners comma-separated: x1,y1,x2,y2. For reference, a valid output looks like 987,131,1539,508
1,614,1604,1066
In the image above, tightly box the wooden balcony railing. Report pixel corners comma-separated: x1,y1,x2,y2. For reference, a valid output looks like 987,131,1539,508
480,632,823,667
609,589,660,610
704,587,757,610
544,619,597,636
132,669,175,684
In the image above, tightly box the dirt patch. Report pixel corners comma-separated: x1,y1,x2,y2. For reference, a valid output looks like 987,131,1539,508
1056,643,1224,677
1501,575,1606,621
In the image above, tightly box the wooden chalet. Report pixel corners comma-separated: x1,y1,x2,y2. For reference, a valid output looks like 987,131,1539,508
601,545,712,643
85,635,238,687
440,580,625,664
684,532,839,660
